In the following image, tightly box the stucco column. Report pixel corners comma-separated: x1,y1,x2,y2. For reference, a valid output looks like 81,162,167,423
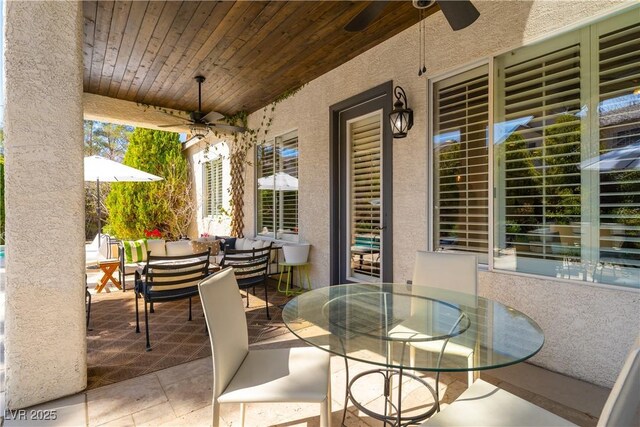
4,0,86,408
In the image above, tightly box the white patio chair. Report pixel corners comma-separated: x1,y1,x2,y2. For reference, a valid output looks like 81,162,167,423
421,340,640,426
198,267,332,427
391,251,478,386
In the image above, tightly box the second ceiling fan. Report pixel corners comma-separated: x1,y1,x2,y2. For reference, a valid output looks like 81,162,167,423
345,0,480,32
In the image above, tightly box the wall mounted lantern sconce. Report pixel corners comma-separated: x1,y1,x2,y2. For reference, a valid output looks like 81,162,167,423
389,86,414,138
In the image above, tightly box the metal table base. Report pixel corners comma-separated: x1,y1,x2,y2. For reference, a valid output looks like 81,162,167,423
341,361,438,427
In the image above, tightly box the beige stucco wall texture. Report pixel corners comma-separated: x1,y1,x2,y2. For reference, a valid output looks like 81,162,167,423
4,0,87,408
231,0,639,387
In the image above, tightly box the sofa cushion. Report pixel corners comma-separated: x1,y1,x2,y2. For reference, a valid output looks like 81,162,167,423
191,239,221,256
235,238,247,250
236,238,270,251
166,240,193,256
146,239,167,257
123,239,148,263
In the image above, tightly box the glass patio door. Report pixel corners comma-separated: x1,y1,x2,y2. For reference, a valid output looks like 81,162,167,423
330,82,393,285
346,112,383,282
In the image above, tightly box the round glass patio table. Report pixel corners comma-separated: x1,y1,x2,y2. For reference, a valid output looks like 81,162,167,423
282,283,544,425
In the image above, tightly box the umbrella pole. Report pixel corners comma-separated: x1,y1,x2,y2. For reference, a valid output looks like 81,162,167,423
97,178,101,248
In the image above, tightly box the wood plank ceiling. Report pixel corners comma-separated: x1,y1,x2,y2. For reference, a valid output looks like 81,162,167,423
83,1,434,116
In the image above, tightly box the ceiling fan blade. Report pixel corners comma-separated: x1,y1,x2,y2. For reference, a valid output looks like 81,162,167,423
344,1,389,32
209,123,247,133
183,134,203,145
158,123,188,128
202,110,224,123
437,0,480,31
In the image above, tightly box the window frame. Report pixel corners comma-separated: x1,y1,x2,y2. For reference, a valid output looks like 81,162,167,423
254,129,300,242
427,4,640,290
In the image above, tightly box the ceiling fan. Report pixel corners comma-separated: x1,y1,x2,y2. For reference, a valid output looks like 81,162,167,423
345,0,480,32
158,75,246,143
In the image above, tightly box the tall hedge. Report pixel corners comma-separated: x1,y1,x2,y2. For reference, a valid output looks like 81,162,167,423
105,128,193,240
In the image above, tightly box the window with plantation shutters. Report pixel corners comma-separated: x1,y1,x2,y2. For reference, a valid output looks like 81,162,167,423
596,18,640,277
348,113,382,281
433,65,489,263
489,7,639,288
203,157,223,217
257,131,299,241
496,40,583,267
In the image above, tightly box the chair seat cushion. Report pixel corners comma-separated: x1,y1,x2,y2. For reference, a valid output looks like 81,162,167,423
218,347,329,404
421,379,576,426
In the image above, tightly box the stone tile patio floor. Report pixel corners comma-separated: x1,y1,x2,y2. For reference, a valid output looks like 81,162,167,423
4,329,611,427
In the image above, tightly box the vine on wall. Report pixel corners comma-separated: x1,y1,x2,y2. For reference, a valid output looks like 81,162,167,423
224,85,305,237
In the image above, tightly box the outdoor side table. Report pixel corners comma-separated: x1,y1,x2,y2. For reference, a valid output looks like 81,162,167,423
96,259,122,293
277,261,311,296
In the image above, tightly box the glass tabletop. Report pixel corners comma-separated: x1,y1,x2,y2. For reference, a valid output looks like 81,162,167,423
282,283,544,372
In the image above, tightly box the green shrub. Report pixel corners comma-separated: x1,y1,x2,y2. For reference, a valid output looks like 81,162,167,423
105,128,193,240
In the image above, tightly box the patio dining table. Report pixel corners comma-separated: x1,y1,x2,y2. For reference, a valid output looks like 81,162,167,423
283,283,544,426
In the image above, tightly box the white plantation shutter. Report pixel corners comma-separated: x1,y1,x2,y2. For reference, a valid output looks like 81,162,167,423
350,114,381,279
597,19,640,266
279,133,299,233
433,65,489,262
203,161,212,216
203,158,223,216
496,37,583,262
257,131,299,240
257,143,276,234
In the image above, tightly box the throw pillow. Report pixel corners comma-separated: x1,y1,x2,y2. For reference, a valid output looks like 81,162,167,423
216,236,236,251
190,239,221,256
123,239,148,263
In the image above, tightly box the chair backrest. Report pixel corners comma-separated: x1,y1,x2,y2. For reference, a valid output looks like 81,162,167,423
222,244,272,285
412,250,477,295
198,267,249,399
144,250,210,292
597,341,640,427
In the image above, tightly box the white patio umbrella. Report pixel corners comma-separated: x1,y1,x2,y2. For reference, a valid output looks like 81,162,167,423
84,156,163,246
257,172,298,191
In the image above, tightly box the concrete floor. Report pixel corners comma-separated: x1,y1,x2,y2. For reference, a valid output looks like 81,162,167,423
3,329,610,427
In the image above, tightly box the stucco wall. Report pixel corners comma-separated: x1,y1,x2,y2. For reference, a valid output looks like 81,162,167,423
4,0,87,408
189,0,639,387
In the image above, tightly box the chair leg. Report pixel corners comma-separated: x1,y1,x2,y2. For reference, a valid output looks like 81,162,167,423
264,282,270,320
144,299,151,351
86,290,92,330
188,297,193,321
212,401,221,427
320,398,330,427
240,403,246,427
320,365,332,427
246,290,250,308
467,353,474,386
135,289,140,333
150,302,155,313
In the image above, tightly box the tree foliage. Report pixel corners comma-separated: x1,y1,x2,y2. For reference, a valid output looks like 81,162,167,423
84,120,133,239
84,120,132,160
105,128,193,240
